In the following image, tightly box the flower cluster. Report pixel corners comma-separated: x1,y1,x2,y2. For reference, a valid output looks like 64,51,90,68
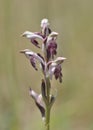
21,19,66,82
20,19,66,120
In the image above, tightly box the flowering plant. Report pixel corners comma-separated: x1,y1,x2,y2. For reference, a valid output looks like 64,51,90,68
20,19,66,130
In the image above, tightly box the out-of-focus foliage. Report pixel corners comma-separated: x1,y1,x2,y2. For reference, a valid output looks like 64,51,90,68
0,0,93,130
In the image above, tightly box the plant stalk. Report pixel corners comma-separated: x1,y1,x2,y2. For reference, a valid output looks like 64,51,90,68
45,76,51,130
45,105,50,130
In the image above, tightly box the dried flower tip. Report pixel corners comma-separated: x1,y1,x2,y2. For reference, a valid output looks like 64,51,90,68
20,49,31,54
41,18,49,28
29,89,43,106
20,49,34,57
29,88,38,100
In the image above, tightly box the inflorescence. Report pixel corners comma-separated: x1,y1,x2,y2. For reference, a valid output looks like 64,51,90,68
20,18,66,121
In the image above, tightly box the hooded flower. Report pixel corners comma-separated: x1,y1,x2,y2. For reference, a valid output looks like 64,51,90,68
20,49,45,71
54,64,62,82
46,32,58,60
41,18,51,37
41,19,49,28
22,31,43,48
47,57,66,82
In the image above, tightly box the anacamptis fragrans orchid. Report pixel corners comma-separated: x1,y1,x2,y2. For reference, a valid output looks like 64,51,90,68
20,18,66,130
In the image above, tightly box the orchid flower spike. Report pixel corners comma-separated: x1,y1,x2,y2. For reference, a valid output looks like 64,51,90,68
20,18,66,127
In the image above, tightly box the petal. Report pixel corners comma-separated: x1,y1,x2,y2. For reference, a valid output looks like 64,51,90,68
49,32,58,37
29,88,38,100
22,31,43,40
47,32,58,43
46,40,57,60
43,32,58,60
41,19,51,37
54,65,62,83
20,49,45,71
31,39,40,48
22,31,43,48
30,56,38,71
49,68,55,79
48,65,56,79
52,57,66,65
20,49,45,64
47,57,66,81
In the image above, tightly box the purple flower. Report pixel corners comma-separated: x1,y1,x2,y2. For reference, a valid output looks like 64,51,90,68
21,19,66,82
45,32,58,60
20,48,66,83
30,56,38,70
41,18,51,37
47,57,66,82
22,31,43,48
20,49,45,71
47,40,57,60
54,65,62,83
41,19,49,29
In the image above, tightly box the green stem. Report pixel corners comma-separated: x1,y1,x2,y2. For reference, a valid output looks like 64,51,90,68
45,105,50,130
45,76,51,130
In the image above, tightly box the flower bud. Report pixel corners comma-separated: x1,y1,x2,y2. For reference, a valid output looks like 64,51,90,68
41,18,49,28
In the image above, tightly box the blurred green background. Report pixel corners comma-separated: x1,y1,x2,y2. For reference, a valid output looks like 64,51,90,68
0,0,93,130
